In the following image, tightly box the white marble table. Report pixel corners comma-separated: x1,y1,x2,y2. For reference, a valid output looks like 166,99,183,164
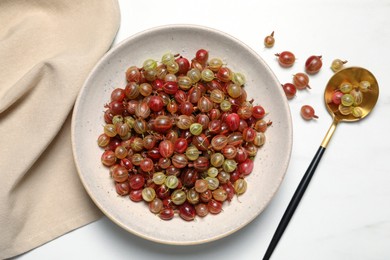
17,0,390,259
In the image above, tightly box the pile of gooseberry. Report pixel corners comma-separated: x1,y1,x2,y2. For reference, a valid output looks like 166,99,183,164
98,49,270,221
330,80,370,117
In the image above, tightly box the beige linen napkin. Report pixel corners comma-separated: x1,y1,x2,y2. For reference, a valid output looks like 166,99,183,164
0,0,120,258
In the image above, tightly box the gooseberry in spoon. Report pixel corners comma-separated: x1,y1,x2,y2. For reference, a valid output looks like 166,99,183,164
264,67,379,259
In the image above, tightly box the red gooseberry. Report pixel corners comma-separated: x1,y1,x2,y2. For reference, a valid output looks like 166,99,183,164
275,51,295,67
305,55,322,74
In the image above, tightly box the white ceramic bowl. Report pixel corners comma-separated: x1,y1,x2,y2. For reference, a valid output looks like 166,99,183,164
72,24,292,245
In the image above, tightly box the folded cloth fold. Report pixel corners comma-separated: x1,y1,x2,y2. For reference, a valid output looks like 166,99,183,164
0,0,120,258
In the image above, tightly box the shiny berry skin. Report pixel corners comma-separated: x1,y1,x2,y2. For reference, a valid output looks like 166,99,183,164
305,55,322,74
152,79,164,90
235,146,248,163
192,134,210,151
197,96,213,113
115,182,130,196
179,101,194,116
101,150,116,166
238,158,254,176
275,51,295,67
112,166,129,182
140,158,154,172
211,134,228,151
282,83,297,99
242,127,256,142
193,156,210,172
252,105,265,119
216,67,232,82
111,88,125,102
293,73,311,90
172,154,188,169
107,100,125,115
226,113,240,131
181,168,198,188
162,81,179,94
159,140,174,158
153,115,173,133
148,95,164,112
179,202,196,221
331,91,343,105
159,208,175,220
207,199,223,214
156,185,171,200
195,49,209,65
300,105,318,120
208,120,222,135
174,138,188,153
175,56,190,74
166,100,178,114
120,158,133,170
264,31,275,48
129,189,143,202
174,90,187,104
196,114,210,129
129,174,145,190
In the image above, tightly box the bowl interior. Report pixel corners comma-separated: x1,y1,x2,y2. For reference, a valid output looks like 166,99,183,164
72,24,292,245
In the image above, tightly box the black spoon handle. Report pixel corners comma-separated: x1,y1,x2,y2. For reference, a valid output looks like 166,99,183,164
263,146,326,260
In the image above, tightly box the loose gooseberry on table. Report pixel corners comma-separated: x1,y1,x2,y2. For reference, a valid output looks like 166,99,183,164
264,31,275,48
331,59,347,72
300,105,318,120
305,55,323,74
97,49,270,221
293,73,311,90
282,83,297,99
275,51,295,67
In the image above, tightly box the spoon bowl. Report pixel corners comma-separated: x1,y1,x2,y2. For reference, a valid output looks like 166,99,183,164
321,67,379,148
324,67,379,122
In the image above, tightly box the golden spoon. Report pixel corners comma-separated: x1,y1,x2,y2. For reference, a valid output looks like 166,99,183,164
263,67,379,259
